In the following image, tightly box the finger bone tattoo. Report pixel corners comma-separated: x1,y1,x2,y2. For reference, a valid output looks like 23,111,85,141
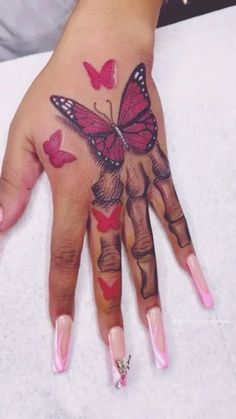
92,171,123,209
126,162,159,299
92,171,122,274
151,144,191,248
98,235,121,273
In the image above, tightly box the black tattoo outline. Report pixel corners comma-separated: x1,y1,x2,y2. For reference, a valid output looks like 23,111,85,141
92,171,123,209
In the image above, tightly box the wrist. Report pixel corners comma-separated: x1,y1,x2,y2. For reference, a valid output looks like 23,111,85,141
54,1,162,61
74,0,163,30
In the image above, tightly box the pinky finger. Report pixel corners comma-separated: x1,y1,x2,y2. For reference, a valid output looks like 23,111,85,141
149,145,214,308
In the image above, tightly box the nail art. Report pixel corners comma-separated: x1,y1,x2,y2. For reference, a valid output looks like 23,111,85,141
52,314,72,373
108,326,131,388
0,206,4,223
186,254,214,309
146,306,169,369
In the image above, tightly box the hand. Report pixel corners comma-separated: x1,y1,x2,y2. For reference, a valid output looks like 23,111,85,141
0,0,213,388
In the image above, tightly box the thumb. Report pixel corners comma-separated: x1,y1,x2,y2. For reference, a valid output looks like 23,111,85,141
0,124,43,232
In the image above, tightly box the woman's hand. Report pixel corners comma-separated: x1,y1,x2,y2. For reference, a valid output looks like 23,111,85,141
0,0,213,388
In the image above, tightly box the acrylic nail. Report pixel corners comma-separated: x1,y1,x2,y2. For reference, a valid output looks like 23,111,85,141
0,206,4,223
108,326,131,388
52,314,73,373
146,306,169,369
186,254,214,309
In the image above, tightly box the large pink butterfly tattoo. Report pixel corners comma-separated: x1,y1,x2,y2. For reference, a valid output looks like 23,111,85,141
50,63,157,171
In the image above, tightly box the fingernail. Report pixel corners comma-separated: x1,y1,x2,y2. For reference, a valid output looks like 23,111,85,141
146,306,169,369
0,206,4,223
186,254,214,309
108,326,131,388
52,314,73,373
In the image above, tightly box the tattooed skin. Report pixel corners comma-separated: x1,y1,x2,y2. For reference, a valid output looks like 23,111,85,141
97,276,121,300
48,62,191,307
43,130,77,168
92,171,123,209
83,59,117,90
50,63,157,171
150,144,191,248
92,206,122,232
92,170,123,294
93,172,123,273
98,235,121,272
126,162,159,299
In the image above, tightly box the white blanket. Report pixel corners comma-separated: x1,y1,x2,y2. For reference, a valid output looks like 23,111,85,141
0,0,76,61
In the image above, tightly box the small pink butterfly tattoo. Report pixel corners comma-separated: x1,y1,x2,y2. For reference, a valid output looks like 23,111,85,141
83,59,117,90
43,130,77,168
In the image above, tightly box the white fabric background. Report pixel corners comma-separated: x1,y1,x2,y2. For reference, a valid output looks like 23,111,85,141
0,0,76,61
0,7,236,419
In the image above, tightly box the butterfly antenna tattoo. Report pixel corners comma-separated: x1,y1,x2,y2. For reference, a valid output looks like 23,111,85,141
94,102,111,123
106,99,114,123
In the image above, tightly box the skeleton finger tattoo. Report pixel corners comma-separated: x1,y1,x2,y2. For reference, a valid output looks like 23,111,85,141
151,143,191,248
126,162,159,299
91,171,123,303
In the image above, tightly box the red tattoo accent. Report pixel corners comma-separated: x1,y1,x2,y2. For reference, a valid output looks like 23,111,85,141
83,59,117,90
92,205,122,232
98,277,121,300
43,130,77,168
51,63,157,171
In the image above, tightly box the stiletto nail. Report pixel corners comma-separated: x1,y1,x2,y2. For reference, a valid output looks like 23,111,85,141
146,306,168,369
0,206,4,223
108,326,131,388
52,314,72,373
186,254,214,309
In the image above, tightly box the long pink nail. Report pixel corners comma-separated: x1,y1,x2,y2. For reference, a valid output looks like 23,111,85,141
52,315,72,373
146,306,168,369
186,254,214,309
108,326,131,388
0,206,4,223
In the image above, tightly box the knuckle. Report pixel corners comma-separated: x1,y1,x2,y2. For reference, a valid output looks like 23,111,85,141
51,243,80,273
0,165,21,193
53,284,75,302
98,300,121,316
98,302,122,330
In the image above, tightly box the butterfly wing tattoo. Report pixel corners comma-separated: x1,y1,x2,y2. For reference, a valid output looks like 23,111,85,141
97,277,121,300
91,206,122,232
50,97,125,169
118,64,157,154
